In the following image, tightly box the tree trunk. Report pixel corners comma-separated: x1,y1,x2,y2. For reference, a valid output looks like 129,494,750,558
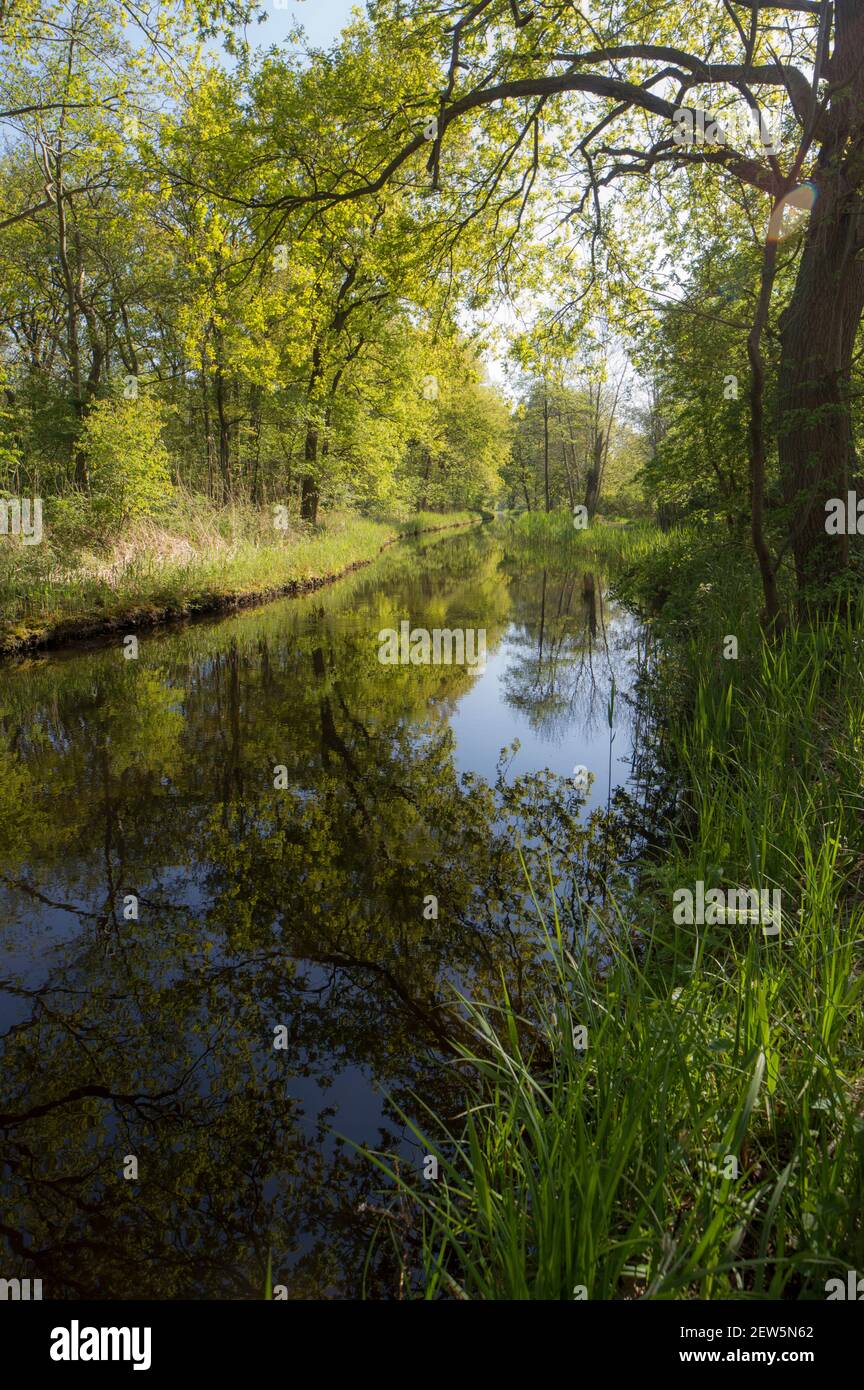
301,344,324,523
778,207,864,597
562,442,575,509
54,150,87,488
777,0,864,603
214,364,232,502
249,382,263,505
543,379,550,513
747,233,782,632
584,430,603,519
300,430,319,524
201,368,214,500
418,447,433,511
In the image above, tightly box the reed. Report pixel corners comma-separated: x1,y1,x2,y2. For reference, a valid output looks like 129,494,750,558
367,522,864,1300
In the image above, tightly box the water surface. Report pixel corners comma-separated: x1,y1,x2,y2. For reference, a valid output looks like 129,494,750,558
0,524,642,1297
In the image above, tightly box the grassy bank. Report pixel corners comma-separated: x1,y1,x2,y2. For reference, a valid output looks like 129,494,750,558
0,500,478,658
375,513,864,1300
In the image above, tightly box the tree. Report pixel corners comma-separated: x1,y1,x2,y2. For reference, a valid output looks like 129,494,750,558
267,0,864,608
508,327,629,518
1,10,513,523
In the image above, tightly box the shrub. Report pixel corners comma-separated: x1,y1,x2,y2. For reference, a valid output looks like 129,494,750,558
80,396,172,531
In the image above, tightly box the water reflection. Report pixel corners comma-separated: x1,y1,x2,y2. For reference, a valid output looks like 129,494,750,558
0,526,645,1298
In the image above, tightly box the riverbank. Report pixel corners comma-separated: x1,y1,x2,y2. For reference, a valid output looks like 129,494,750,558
386,514,864,1300
0,505,479,659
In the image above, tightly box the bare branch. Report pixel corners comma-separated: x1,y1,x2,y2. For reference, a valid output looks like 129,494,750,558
555,46,812,117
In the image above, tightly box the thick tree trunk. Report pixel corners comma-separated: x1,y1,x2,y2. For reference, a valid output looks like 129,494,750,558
778,195,864,598
778,0,864,602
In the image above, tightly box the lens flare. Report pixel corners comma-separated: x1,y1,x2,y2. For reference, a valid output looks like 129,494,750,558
767,182,818,242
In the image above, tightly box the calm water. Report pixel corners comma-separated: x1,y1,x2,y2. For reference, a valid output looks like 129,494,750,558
0,524,644,1298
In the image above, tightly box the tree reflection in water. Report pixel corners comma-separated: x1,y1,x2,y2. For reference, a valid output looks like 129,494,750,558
0,527,652,1297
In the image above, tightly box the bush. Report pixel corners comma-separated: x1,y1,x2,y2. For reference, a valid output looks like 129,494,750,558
80,396,172,531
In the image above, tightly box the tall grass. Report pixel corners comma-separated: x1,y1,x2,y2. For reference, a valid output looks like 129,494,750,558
506,509,665,572
368,523,864,1300
0,500,477,654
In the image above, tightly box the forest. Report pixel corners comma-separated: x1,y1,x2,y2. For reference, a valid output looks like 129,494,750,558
0,0,654,655
1,0,863,1333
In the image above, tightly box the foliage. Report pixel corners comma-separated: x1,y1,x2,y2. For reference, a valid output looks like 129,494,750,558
368,524,864,1300
80,396,173,530
0,504,477,655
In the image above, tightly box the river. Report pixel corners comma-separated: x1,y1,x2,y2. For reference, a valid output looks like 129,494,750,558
0,522,646,1298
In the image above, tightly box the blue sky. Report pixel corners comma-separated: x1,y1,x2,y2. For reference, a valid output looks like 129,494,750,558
254,1,363,51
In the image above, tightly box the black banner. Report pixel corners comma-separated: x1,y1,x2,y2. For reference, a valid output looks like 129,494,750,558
2,1297,857,1376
